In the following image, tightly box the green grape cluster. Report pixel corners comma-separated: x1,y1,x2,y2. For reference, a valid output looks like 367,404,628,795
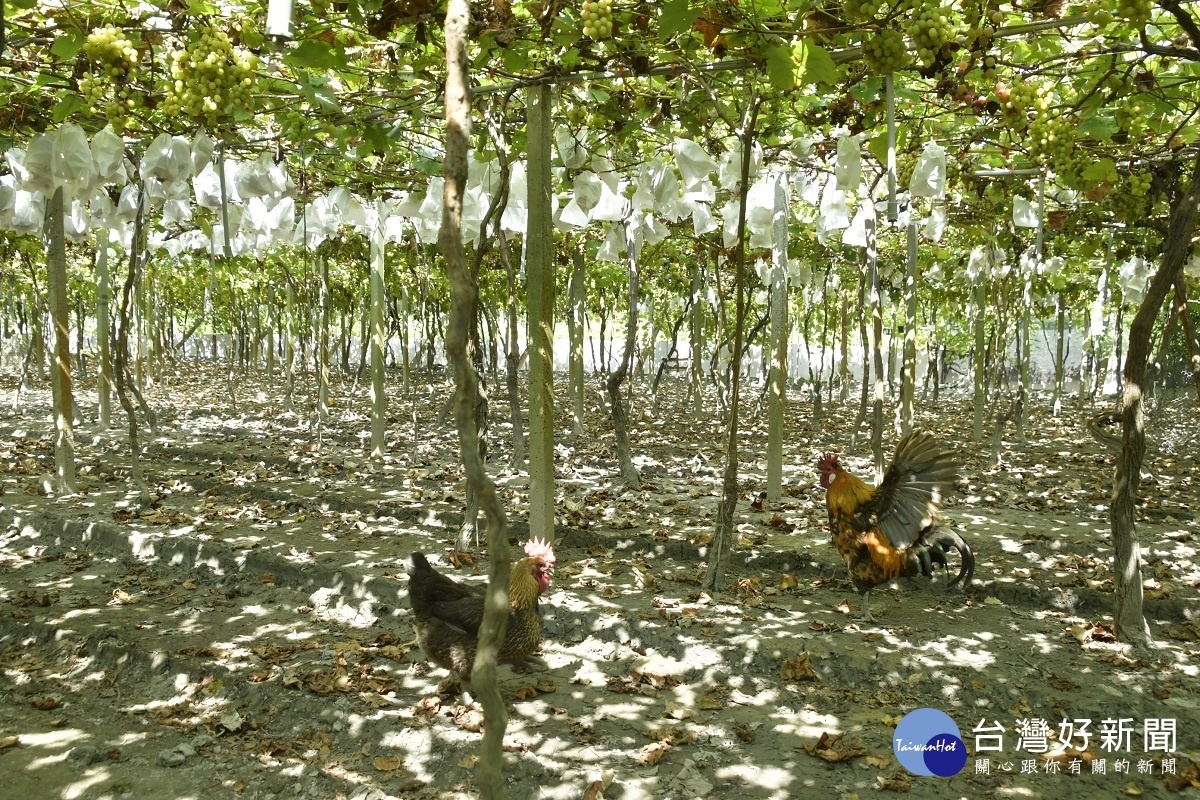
907,4,959,66
162,25,258,126
1086,5,1115,27
964,22,996,49
843,0,885,21
1027,114,1075,173
1113,96,1147,135
1113,0,1152,25
998,79,1050,129
581,0,613,39
79,26,140,127
896,152,915,189
863,28,912,74
1126,171,1151,197
1104,184,1150,223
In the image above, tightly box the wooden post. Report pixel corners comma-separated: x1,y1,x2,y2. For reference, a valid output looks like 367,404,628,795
899,218,918,434
44,186,76,493
766,173,789,503
96,227,113,428
525,84,556,542
369,211,387,459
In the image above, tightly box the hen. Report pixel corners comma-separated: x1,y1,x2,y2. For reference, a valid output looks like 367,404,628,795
406,538,555,686
818,430,974,622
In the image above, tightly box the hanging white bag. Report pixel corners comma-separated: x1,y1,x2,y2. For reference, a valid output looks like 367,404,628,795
672,138,718,188
191,131,214,176
744,175,776,234
835,133,861,191
0,174,14,218
922,205,947,241
193,163,223,209
910,141,947,198
9,190,45,234
90,126,126,183
52,124,95,195
688,199,718,236
841,204,874,248
557,197,589,229
590,181,628,222
556,126,588,169
65,199,91,241
161,198,192,227
572,171,602,212
596,224,624,262
116,183,140,221
22,135,56,196
1012,194,1039,228
721,199,740,248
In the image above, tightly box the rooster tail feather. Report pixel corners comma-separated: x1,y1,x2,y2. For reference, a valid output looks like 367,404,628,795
909,527,974,588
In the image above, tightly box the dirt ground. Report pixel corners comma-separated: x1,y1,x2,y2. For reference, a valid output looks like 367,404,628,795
1,362,1198,800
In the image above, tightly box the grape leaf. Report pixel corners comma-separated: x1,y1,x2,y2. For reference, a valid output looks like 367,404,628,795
1082,158,1117,183
294,72,343,114
50,31,85,60
793,40,838,86
52,95,84,123
659,0,702,41
362,124,390,154
764,41,796,91
285,40,348,71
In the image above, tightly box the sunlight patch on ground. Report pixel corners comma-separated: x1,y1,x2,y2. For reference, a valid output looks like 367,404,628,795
63,767,116,800
769,705,840,739
18,729,91,770
714,763,795,796
918,637,998,670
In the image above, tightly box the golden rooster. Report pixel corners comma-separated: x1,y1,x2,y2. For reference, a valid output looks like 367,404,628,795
818,430,973,622
406,538,555,686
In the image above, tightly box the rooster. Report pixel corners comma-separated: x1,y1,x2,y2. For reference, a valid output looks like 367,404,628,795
817,430,974,622
406,538,555,686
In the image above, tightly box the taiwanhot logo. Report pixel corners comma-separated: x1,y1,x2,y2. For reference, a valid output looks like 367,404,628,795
893,708,968,777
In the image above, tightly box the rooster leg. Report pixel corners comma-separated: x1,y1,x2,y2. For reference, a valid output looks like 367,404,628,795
511,655,548,673
859,590,875,623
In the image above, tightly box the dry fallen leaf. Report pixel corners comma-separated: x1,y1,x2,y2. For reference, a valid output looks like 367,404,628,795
582,770,614,800
31,696,61,711
637,740,672,766
781,653,820,682
875,772,911,791
453,706,484,732
804,731,867,763
457,753,477,769
664,700,694,720
374,754,403,771
108,589,138,605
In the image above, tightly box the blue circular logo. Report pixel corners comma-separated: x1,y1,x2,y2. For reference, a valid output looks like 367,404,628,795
893,708,967,777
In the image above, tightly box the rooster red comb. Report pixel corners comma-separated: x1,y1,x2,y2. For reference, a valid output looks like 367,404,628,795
524,536,556,566
817,452,840,471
